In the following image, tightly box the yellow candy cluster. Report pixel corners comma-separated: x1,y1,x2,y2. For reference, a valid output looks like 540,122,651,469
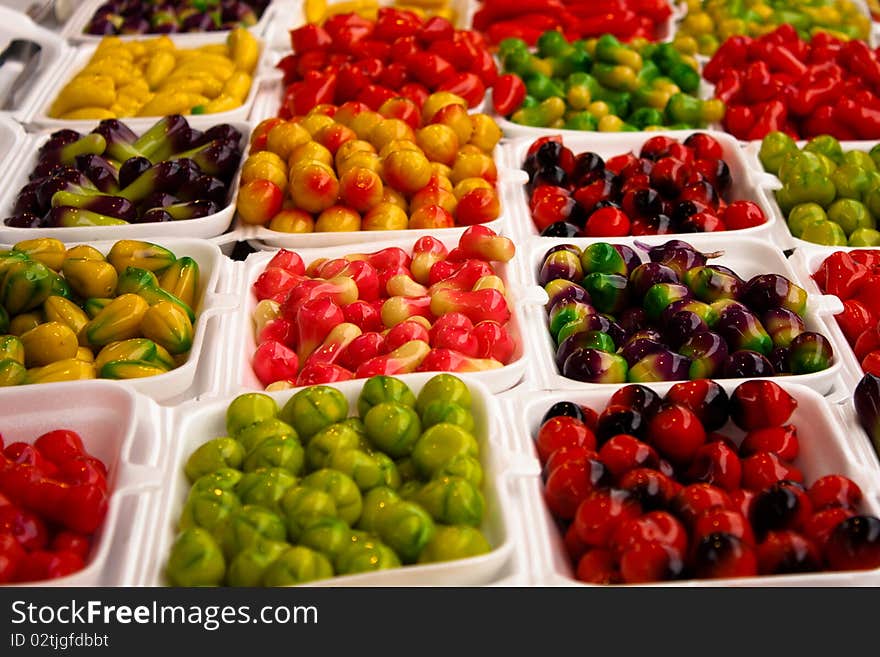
304,0,457,25
49,27,259,120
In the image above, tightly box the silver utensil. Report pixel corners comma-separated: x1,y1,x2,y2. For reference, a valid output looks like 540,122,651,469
0,38,42,111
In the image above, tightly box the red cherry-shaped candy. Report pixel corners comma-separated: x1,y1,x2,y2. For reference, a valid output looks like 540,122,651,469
684,133,724,160
612,510,688,557
639,136,677,161
741,452,803,490
756,530,821,574
730,380,798,430
573,489,641,547
0,533,24,583
598,435,659,478
609,384,662,416
692,532,758,580
619,541,684,584
803,507,855,550
666,142,695,166
544,459,609,519
694,508,756,546
618,468,681,511
740,425,799,461
646,404,706,465
595,405,645,443
605,152,639,175
0,506,48,551
576,548,620,584
564,523,589,563
723,200,766,230
730,488,756,520
685,441,742,491
544,446,597,478
650,157,688,197
536,416,596,464
665,380,729,431
807,474,863,510
671,483,733,526
824,515,880,571
584,206,631,237
471,320,515,363
750,481,813,537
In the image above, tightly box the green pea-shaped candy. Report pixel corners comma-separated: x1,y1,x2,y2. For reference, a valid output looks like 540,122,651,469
306,423,362,470
190,468,243,495
334,539,401,575
411,423,479,479
263,546,334,586
281,486,338,542
236,418,298,454
279,385,348,441
184,437,245,483
398,480,422,500
179,489,241,532
417,525,492,564
420,400,475,432
415,374,471,414
357,487,401,533
580,242,627,276
328,448,385,492
364,402,422,458
298,516,353,560
243,435,304,475
166,528,226,586
434,455,484,488
395,457,419,482
372,451,401,490
302,469,363,526
376,501,435,564
414,476,485,527
217,505,287,559
339,416,367,437
226,540,288,587
357,375,416,417
226,393,278,436
234,468,299,514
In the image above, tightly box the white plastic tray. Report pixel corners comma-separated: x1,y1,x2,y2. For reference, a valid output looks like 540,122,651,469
0,120,251,244
519,234,847,395
22,31,271,131
133,372,520,587
62,0,277,43
216,234,529,396
0,114,26,181
0,236,235,403
0,381,165,586
501,130,789,246
503,380,880,586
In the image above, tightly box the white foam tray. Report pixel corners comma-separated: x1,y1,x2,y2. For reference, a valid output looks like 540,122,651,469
502,380,880,587
0,236,236,403
0,120,251,244
0,381,165,586
208,234,529,398
61,0,277,43
132,373,522,587
501,130,791,247
21,31,272,131
518,233,848,397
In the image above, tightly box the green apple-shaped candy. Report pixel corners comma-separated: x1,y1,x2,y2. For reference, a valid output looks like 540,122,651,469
800,219,847,245
419,400,475,432
864,185,880,219
236,418,298,454
243,434,304,475
184,437,245,483
434,455,484,487
234,467,298,514
803,134,844,165
339,417,367,438
832,165,873,201
334,539,401,575
279,385,348,441
850,227,880,246
281,486,338,542
218,505,287,559
263,546,334,586
357,375,416,417
226,540,289,587
371,451,401,490
417,525,492,564
328,448,385,491
414,476,485,527
190,468,243,495
302,469,363,525
358,487,401,533
166,528,226,586
364,402,421,458
395,457,419,482
415,374,471,414
306,422,362,470
298,516,352,560
376,501,435,564
787,203,827,238
179,489,241,532
226,393,278,436
827,198,874,235
411,423,479,479
843,149,876,171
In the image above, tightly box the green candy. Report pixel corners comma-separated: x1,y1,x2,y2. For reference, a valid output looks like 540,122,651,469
580,242,627,276
420,400,475,433
417,526,492,564
179,489,241,532
328,448,387,492
217,505,287,559
629,107,665,129
525,72,565,101
226,393,278,437
243,434,304,475
364,402,421,458
803,135,844,165
783,171,837,208
279,385,348,441
415,373,471,414
778,151,824,183
372,452,401,490
643,283,691,321
411,423,479,479
376,501,435,564
865,184,880,221
281,486,338,542
184,437,245,483
683,267,741,304
398,480,422,500
548,300,593,339
827,198,874,236
334,539,401,575
760,131,798,175
356,375,416,417
569,330,616,353
787,203,827,238
536,30,570,58
831,165,874,201
236,418,298,454
263,546,334,586
582,272,629,314
358,487,402,533
414,476,485,527
870,143,880,170
0,359,25,386
555,316,593,345
434,455,483,488
226,540,288,587
298,516,353,560
850,228,880,246
302,469,363,526
166,528,225,587
306,422,363,470
189,468,243,496
843,150,876,171
395,457,419,483
563,111,598,131
234,468,298,514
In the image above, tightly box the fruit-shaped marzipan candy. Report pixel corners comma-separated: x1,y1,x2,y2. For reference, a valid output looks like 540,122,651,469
298,517,353,561
741,274,808,318
61,258,118,300
328,448,394,492
12,238,67,271
43,296,89,335
100,358,170,380
414,476,485,527
217,505,287,560
281,486,338,542
357,375,417,417
237,418,298,455
158,257,200,310
787,332,833,374
26,358,96,384
234,468,298,515
762,308,806,349
117,267,195,322
279,385,349,441
334,539,401,575
306,423,364,471
715,307,772,355
376,500,435,564
420,400,475,432
83,297,113,319
302,468,363,526
561,348,628,383
184,437,245,483
243,434,305,476
683,265,743,304
165,528,226,586
107,240,176,275
0,359,26,386
415,373,472,414
226,393,279,436
0,335,24,364
81,293,149,347
94,338,175,371
263,546,334,586
179,489,241,533
190,468,243,495
358,487,401,534
412,422,480,479
1,260,53,315
20,321,79,367
364,402,422,459
140,300,194,355
417,525,491,563
227,540,289,587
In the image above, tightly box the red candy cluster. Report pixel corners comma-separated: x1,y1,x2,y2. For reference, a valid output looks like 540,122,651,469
536,380,880,584
251,226,517,387
277,8,497,117
525,133,767,237
707,25,880,140
813,250,880,375
0,430,108,584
